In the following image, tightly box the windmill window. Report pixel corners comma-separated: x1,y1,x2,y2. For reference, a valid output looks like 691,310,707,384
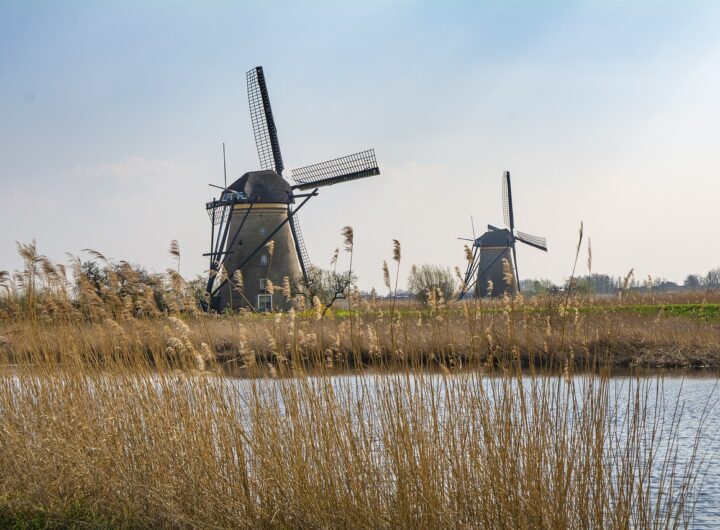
259,278,268,293
260,254,268,266
259,228,266,236
257,294,272,312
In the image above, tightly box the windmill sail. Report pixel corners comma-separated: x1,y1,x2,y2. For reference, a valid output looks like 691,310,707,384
511,244,520,292
502,171,515,232
291,149,379,191
516,231,548,252
288,207,311,278
206,200,231,227
247,66,284,174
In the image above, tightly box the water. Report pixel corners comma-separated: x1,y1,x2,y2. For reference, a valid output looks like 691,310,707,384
227,372,720,528
643,376,720,529
4,369,718,526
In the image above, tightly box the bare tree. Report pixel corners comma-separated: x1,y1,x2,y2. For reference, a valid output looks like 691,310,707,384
407,264,456,305
706,268,720,289
292,265,356,315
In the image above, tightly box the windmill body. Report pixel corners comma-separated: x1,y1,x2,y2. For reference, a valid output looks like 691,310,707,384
205,67,380,312
474,227,516,297
211,170,301,311
460,172,547,299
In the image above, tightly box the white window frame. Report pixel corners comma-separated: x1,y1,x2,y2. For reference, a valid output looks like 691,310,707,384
259,278,268,293
257,293,272,312
259,227,266,236
260,254,268,266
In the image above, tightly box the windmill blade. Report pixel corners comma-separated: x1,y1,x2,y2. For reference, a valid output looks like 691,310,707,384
516,231,548,252
247,66,284,174
459,245,481,299
502,171,515,232
288,206,311,279
291,149,380,191
511,242,520,292
206,199,231,227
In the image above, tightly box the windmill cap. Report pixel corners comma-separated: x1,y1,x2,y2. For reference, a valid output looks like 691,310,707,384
227,170,292,203
477,228,513,247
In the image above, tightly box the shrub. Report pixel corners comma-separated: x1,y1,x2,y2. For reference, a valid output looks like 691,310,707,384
407,263,456,304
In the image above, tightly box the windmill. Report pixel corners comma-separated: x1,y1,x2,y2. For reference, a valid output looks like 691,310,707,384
459,171,547,298
204,66,380,312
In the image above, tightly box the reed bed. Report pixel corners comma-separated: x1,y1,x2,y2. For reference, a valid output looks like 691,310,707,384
0,356,709,528
1,241,719,371
2,299,719,374
0,242,716,527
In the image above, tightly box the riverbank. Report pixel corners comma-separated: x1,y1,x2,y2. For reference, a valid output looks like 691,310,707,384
2,295,719,372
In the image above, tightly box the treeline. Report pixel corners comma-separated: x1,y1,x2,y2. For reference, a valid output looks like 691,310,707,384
376,264,720,301
520,268,720,296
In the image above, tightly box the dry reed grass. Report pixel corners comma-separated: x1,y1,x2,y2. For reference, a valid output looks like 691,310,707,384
3,294,718,374
0,354,709,528
2,241,719,372
0,242,716,527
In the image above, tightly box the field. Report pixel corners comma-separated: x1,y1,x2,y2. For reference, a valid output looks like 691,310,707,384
0,246,719,527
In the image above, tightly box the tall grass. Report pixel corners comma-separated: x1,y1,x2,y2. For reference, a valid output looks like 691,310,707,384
1,242,719,371
0,356,709,528
3,296,719,374
0,241,716,527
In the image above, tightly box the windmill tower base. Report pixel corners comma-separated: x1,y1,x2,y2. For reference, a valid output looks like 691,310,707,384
212,202,302,312
475,246,516,298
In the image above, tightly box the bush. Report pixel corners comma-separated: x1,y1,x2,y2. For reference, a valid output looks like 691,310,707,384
407,264,456,304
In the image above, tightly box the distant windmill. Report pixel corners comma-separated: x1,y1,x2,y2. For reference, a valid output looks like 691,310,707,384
205,66,380,312
459,171,547,298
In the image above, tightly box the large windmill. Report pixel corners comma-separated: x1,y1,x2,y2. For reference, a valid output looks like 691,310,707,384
459,171,547,298
205,66,380,312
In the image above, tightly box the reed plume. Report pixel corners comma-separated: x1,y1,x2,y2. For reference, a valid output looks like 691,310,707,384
392,239,401,263
382,260,391,291
464,244,473,263
82,248,108,263
169,240,180,259
342,226,354,253
281,276,292,301
232,270,244,291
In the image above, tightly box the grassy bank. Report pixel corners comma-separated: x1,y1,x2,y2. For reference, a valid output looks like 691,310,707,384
2,294,720,372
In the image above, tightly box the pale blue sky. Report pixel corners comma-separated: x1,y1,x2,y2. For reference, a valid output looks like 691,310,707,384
1,0,719,290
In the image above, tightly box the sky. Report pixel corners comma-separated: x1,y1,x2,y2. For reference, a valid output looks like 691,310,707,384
1,0,719,291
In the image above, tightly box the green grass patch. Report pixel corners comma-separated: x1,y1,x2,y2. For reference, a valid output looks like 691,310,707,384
622,303,720,320
215,302,720,321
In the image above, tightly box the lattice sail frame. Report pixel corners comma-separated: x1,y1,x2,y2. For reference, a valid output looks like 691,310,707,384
206,201,231,226
288,209,311,276
247,67,284,174
516,231,548,251
502,171,515,232
291,149,379,191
